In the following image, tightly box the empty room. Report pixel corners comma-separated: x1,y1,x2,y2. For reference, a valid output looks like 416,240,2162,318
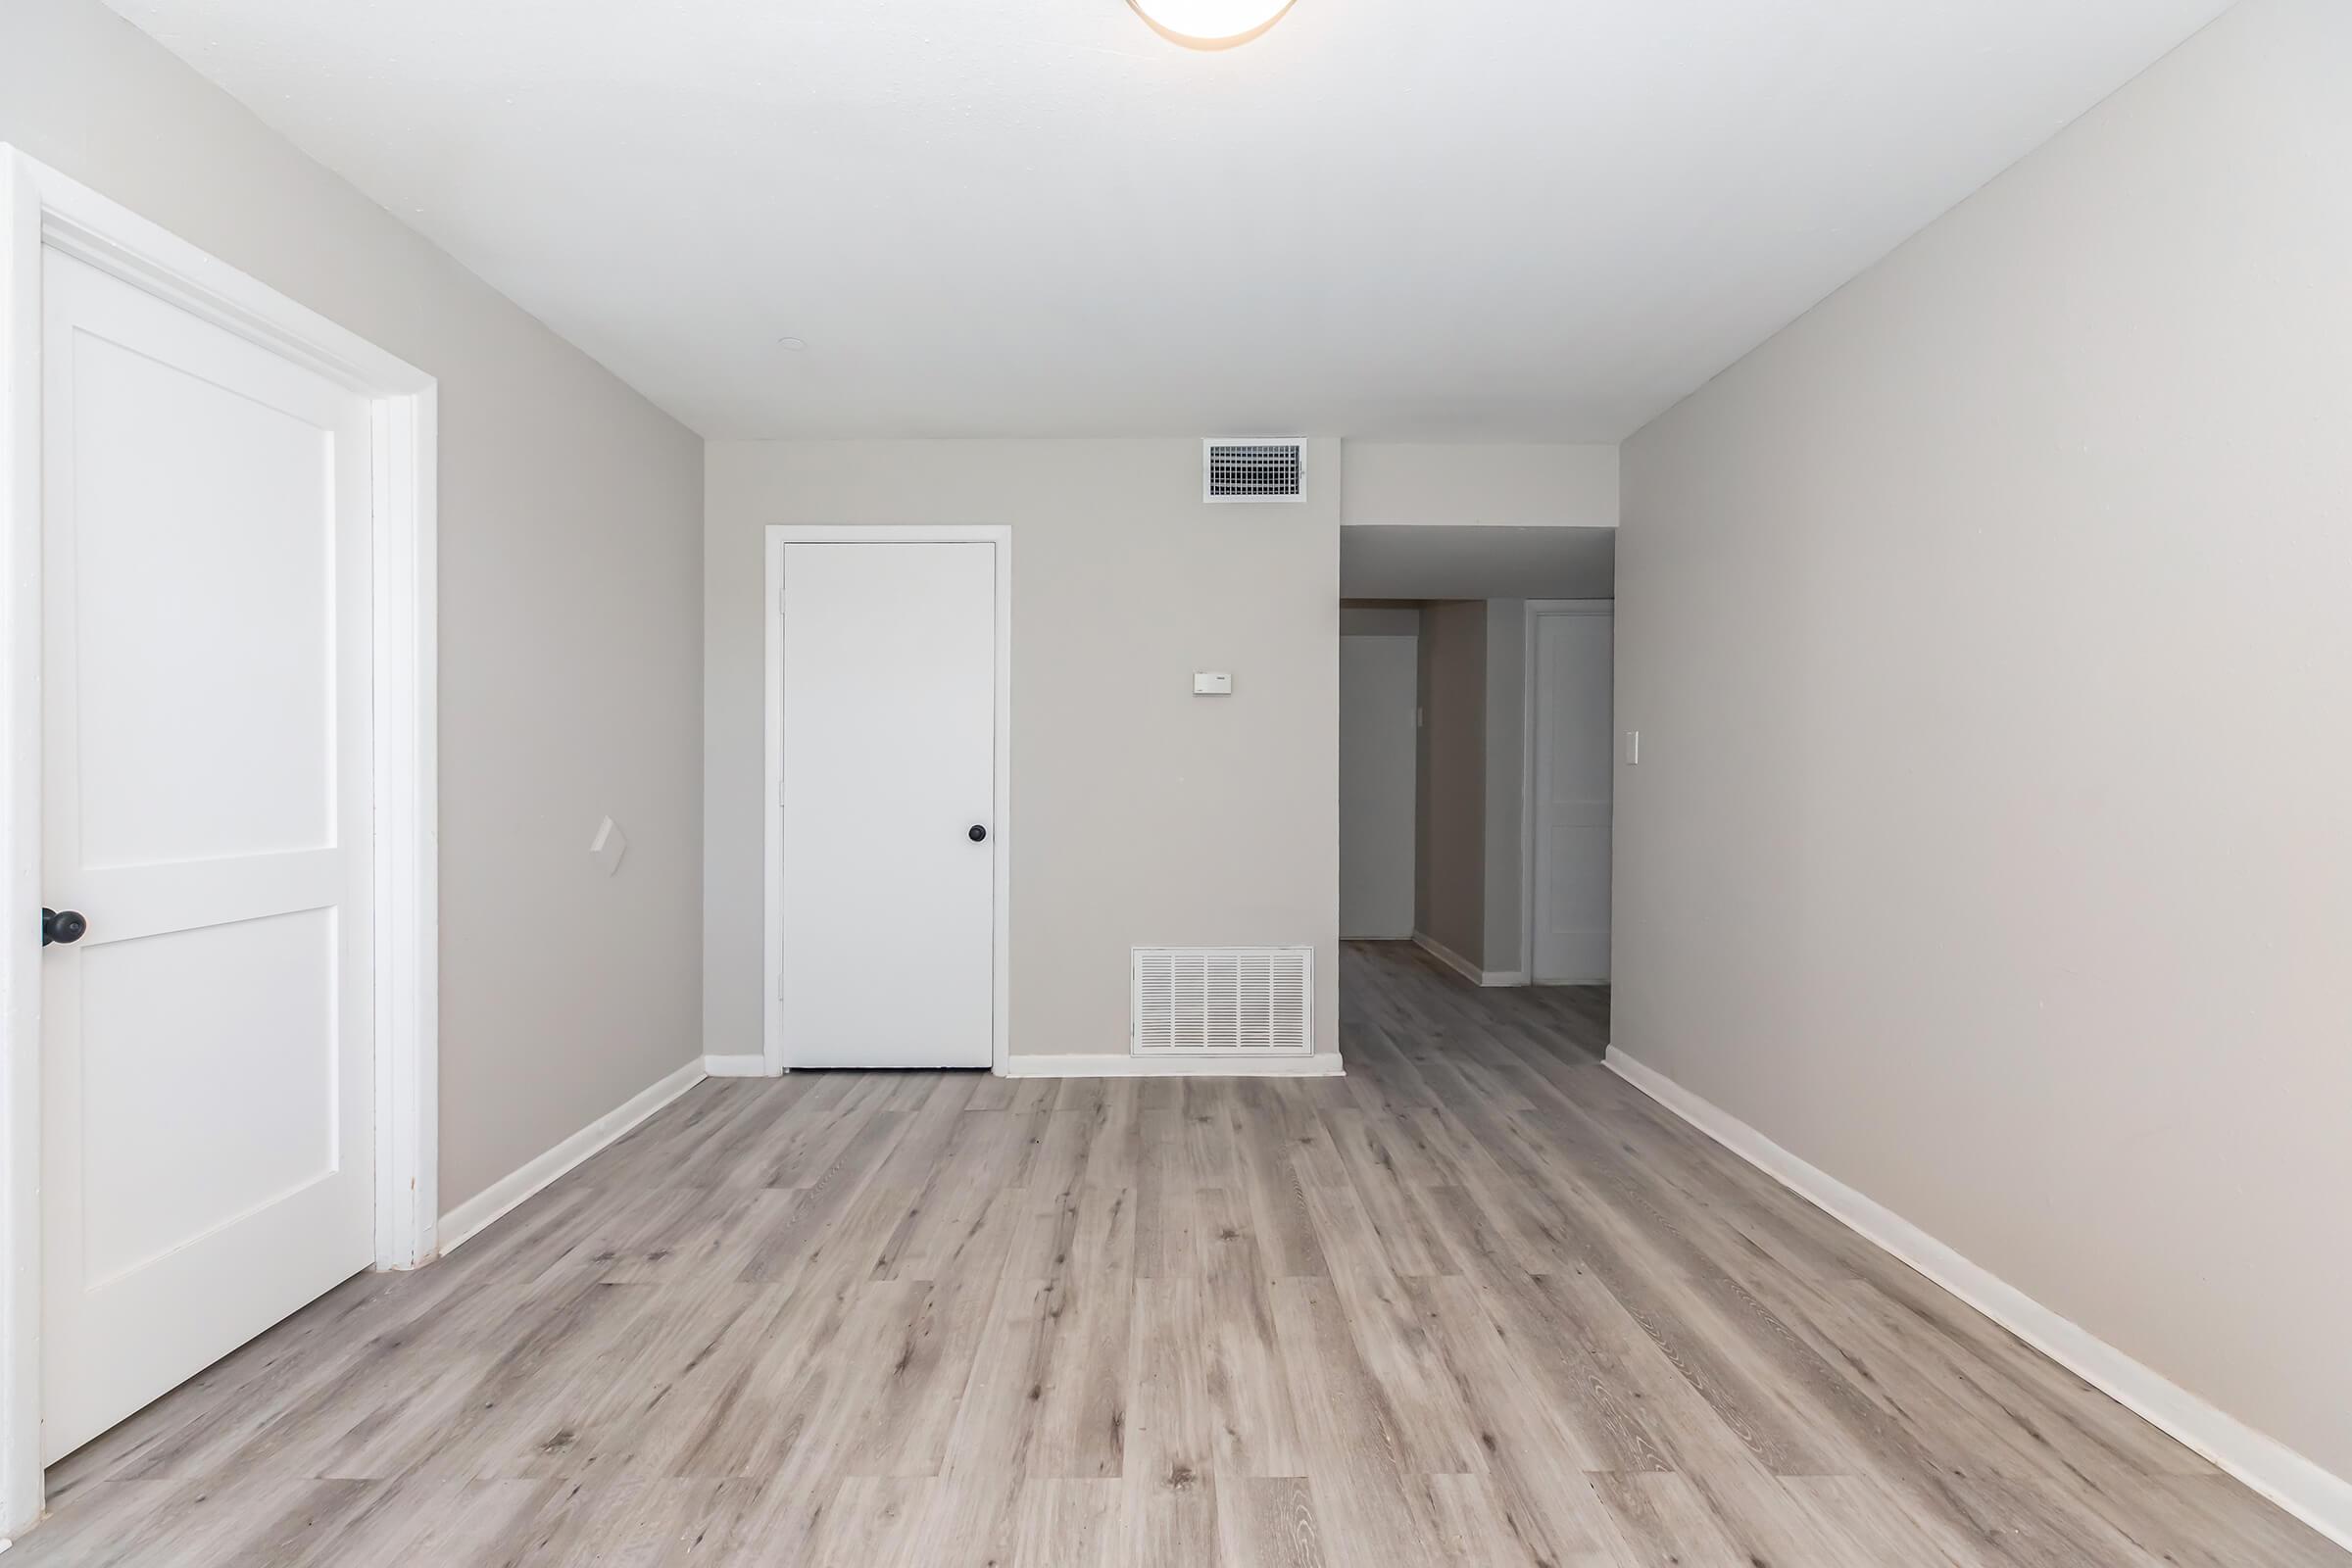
2,0,2348,1563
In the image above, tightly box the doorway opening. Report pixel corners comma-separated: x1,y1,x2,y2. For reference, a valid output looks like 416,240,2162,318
1335,525,1615,1017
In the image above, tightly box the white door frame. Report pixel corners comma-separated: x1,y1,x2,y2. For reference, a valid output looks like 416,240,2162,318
1518,599,1614,983
761,525,1012,1076
0,147,439,1537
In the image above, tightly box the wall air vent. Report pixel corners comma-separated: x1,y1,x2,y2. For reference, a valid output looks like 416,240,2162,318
1204,439,1305,503
1132,947,1314,1056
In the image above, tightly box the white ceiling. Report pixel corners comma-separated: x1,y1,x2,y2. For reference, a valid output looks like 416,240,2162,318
103,0,2229,440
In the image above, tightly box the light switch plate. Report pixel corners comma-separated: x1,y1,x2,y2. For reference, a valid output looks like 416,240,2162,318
590,815,629,876
1624,730,1641,765
1193,671,1233,696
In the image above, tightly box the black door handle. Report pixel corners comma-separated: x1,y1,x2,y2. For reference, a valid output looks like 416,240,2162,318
42,908,87,947
968,825,988,843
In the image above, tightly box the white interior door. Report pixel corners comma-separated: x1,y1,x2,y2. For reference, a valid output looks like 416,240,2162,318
40,248,375,1460
778,541,997,1068
1339,633,1417,940
1530,607,1614,984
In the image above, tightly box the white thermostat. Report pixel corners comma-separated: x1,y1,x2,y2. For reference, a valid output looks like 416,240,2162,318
1193,671,1233,696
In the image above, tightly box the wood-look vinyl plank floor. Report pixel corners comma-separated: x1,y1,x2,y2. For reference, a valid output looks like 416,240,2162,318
18,940,2346,1566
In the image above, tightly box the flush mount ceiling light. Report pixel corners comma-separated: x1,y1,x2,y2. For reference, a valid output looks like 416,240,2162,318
1126,0,1297,50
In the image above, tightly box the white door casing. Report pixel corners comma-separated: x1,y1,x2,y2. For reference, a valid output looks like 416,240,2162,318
768,532,1007,1071
1,148,437,1535
1527,603,1614,984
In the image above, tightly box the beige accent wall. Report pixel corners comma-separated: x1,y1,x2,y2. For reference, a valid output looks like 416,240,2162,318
1339,628,1419,942
1617,0,2352,1482
3,0,708,1214
1413,603,1488,965
703,441,1342,1062
1410,599,1535,977
1481,601,1528,974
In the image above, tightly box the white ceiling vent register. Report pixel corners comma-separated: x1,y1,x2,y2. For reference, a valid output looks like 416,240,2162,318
1132,947,1314,1056
1204,439,1305,503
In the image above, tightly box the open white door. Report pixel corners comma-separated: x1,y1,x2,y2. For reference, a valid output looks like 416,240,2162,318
1529,604,1614,984
775,538,1001,1069
38,248,377,1459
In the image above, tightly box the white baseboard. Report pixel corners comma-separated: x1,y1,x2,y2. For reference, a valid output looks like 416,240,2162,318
1604,1045,2352,1554
436,1059,706,1256
1001,1053,1346,1079
702,1053,770,1078
1412,932,1525,988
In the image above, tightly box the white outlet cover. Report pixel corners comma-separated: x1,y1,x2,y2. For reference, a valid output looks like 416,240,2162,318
590,815,629,876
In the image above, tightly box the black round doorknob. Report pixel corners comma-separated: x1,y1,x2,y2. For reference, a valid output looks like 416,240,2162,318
42,907,88,947
968,824,988,843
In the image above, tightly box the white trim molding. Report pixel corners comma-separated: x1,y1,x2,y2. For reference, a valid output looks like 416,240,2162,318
1605,1045,2352,1555
0,148,40,1551
703,1054,769,1079
762,525,1013,1077
1003,1053,1345,1079
1412,932,1525,988
369,380,439,1272
0,146,439,1540
437,1061,706,1256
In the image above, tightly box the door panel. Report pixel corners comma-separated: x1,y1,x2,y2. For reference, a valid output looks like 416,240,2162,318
41,248,375,1460
1531,610,1614,984
67,326,337,867
78,909,339,1286
778,541,997,1068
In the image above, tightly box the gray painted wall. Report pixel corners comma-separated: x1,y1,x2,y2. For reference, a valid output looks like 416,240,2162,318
1340,605,1421,637
703,440,1343,1062
1343,444,1618,528
1617,0,2352,1482
1341,527,1614,601
3,0,707,1214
